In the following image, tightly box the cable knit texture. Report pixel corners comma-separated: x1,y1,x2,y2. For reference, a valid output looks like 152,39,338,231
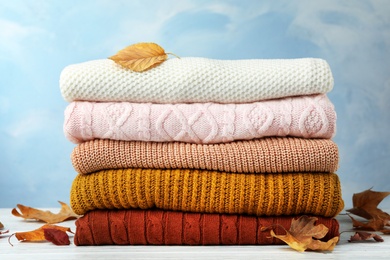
74,209,340,245
71,138,339,175
70,169,344,217
59,58,334,103
64,94,336,144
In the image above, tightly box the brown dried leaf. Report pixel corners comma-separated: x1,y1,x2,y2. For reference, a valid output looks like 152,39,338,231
381,229,390,234
12,224,72,243
269,215,339,252
346,188,390,220
0,220,8,237
109,42,173,72
11,201,80,224
44,228,70,245
348,214,388,231
348,231,384,242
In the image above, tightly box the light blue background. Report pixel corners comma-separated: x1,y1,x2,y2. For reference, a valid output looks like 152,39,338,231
1,0,389,209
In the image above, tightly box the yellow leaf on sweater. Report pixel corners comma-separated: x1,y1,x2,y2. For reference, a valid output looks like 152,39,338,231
269,215,339,252
109,42,178,72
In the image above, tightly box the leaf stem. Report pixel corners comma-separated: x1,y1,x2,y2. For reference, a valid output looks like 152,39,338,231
166,52,181,59
8,233,15,246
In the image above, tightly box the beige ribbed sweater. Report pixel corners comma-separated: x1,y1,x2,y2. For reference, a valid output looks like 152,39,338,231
71,137,339,174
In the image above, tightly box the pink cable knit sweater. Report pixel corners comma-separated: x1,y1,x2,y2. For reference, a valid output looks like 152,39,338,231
64,94,336,144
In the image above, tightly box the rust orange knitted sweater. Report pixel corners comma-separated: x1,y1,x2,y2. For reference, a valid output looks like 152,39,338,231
74,209,340,245
70,169,344,217
71,137,339,175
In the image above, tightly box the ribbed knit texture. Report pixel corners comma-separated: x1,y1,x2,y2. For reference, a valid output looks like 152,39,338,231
72,138,339,175
64,94,336,144
60,58,334,103
70,169,344,217
74,209,340,245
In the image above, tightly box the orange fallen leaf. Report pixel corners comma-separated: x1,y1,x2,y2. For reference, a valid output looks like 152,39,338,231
11,201,80,224
109,42,179,72
346,188,390,220
0,221,3,229
348,231,383,242
269,215,339,252
9,224,73,245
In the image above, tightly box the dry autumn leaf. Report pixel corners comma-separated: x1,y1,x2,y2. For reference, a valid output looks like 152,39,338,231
44,228,70,245
0,221,9,237
381,229,390,234
346,188,390,231
1,230,9,236
348,214,388,231
348,231,383,242
269,215,339,252
346,188,390,220
9,224,73,245
12,201,80,224
109,42,178,72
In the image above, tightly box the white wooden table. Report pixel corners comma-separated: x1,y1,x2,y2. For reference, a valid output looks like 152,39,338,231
1,208,389,259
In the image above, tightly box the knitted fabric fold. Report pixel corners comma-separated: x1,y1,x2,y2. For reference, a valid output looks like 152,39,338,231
70,169,344,217
74,209,340,246
64,94,336,144
60,57,333,103
72,137,339,175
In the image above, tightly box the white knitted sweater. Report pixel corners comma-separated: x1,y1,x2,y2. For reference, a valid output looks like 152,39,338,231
60,57,333,103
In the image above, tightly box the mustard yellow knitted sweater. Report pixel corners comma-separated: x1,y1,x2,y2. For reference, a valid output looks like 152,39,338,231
70,169,344,217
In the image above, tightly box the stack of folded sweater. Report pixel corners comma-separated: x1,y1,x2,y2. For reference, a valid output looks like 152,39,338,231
60,57,344,246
